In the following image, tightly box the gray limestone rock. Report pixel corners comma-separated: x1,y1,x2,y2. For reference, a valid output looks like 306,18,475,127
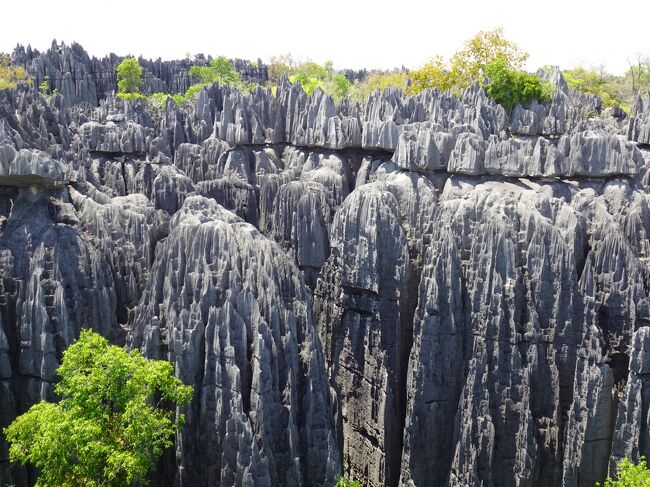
2,42,650,487
609,327,650,475
128,196,341,486
314,184,413,487
79,121,148,154
628,91,650,145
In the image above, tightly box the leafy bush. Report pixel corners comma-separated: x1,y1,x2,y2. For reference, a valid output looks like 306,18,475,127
188,56,239,86
268,53,295,83
597,456,650,486
336,476,364,487
347,71,409,103
116,57,143,96
407,56,453,95
0,54,31,90
38,76,50,95
4,330,193,487
448,27,528,91
405,28,550,111
483,57,552,112
289,70,323,96
563,66,625,110
331,74,351,99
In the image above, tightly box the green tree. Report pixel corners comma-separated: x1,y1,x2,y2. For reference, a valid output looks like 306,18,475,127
0,54,31,90
563,66,624,109
4,330,193,487
597,456,650,486
268,52,295,83
449,27,528,90
407,55,454,95
289,70,322,96
483,56,552,112
188,56,239,86
331,74,351,99
407,28,530,96
116,57,143,96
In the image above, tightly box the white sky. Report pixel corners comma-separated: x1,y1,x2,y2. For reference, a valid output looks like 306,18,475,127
2,0,649,74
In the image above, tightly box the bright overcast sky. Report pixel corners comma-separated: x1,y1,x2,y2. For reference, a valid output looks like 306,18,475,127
2,0,649,74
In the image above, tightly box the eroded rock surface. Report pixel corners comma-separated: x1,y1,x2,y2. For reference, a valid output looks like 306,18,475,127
1,42,649,487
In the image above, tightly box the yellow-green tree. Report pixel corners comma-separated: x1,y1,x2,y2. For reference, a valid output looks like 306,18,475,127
0,54,31,90
5,330,193,487
188,56,239,86
449,28,527,89
407,56,453,95
268,53,295,83
408,28,529,95
116,57,143,100
597,457,650,486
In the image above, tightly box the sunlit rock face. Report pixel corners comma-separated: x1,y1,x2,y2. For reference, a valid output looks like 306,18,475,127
1,42,650,487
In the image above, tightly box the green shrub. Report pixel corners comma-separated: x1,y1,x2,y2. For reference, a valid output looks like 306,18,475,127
0,54,31,90
336,476,364,487
116,57,143,95
347,71,409,103
331,74,351,99
483,57,552,112
289,70,323,96
597,456,650,486
563,66,625,109
4,330,193,487
38,76,50,95
188,56,239,86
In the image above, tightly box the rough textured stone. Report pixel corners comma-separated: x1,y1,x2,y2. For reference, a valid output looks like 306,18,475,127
129,196,341,487
2,42,650,487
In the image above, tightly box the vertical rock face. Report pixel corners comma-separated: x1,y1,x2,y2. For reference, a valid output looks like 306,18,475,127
3,42,650,487
129,196,340,487
0,187,120,486
609,327,650,474
401,181,589,487
314,184,413,487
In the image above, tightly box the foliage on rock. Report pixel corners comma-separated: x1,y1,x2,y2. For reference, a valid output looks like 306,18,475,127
597,457,650,487
4,330,193,487
0,54,31,90
116,57,143,99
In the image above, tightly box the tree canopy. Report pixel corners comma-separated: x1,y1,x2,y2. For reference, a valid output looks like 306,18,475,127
597,457,650,487
188,56,240,86
116,57,143,100
4,330,193,487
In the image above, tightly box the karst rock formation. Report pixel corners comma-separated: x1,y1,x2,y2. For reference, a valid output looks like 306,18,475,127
0,41,649,487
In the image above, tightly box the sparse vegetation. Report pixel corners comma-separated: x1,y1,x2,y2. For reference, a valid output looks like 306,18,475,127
38,76,50,95
4,330,193,487
111,30,648,115
0,54,31,90
336,476,364,487
404,28,552,112
188,56,240,86
597,456,650,486
346,70,409,103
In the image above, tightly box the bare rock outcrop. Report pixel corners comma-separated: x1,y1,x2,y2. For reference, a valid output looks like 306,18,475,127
128,196,341,486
